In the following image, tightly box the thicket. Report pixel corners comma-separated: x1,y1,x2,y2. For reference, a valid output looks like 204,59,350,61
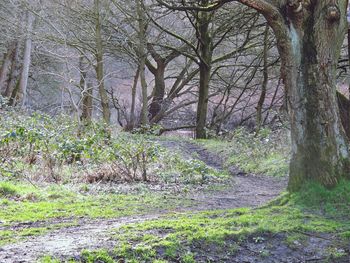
0,108,222,185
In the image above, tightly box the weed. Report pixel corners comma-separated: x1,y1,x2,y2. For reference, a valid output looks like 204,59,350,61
0,182,17,197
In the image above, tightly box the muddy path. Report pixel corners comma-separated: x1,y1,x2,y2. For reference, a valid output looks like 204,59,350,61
0,140,287,262
159,140,287,209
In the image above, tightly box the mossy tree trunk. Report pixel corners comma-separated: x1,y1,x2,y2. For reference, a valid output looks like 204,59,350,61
238,0,350,191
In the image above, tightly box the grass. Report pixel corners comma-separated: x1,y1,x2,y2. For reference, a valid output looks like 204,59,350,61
42,180,350,262
200,128,290,177
0,181,195,246
0,181,18,197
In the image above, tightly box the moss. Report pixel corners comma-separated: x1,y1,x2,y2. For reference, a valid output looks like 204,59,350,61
290,179,350,217
0,182,195,246
69,186,350,262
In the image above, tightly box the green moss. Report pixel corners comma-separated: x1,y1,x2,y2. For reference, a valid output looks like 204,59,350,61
0,183,194,225
290,179,350,217
70,185,350,262
0,182,195,246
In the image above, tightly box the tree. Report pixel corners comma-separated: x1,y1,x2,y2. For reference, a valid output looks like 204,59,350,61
151,1,261,138
136,0,150,126
17,10,35,107
157,0,350,191
94,0,111,124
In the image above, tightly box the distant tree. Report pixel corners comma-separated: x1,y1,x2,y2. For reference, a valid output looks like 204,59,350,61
157,0,350,191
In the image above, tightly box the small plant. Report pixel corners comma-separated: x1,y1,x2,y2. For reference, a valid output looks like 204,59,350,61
109,136,162,182
326,247,347,259
253,236,265,243
0,182,17,197
182,252,196,263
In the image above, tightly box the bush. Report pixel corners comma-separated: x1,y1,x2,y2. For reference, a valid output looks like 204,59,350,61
0,109,224,185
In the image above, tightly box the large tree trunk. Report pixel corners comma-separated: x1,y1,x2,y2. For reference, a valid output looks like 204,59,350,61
278,1,350,190
94,0,110,124
238,0,350,191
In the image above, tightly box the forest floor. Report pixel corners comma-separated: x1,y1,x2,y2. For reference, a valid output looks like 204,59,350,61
0,138,349,262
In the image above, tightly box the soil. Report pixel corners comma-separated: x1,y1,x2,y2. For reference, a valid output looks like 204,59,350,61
1,140,346,263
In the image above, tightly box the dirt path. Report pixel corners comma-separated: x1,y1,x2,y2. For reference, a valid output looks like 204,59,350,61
159,140,287,209
0,140,287,262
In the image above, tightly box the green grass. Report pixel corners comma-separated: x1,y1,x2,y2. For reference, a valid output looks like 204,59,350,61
200,128,290,177
0,181,19,197
50,180,350,262
0,181,195,246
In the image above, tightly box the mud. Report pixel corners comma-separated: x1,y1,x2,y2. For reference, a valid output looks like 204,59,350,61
0,140,290,262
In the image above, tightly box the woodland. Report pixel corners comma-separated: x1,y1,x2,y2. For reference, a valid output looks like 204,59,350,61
0,0,350,262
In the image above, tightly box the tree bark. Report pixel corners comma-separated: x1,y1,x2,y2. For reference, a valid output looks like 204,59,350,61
0,43,16,94
81,84,93,124
79,56,93,124
234,0,350,190
17,11,34,107
256,25,269,134
94,0,110,124
137,0,149,127
195,0,212,139
3,41,20,98
126,66,140,131
148,62,166,120
267,1,350,190
337,91,350,140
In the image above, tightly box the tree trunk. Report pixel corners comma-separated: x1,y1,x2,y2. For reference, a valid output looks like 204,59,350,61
271,1,350,190
0,43,15,94
3,41,20,98
337,91,350,140
196,62,211,139
81,84,93,124
18,11,34,107
137,0,149,127
149,63,166,120
127,65,140,131
79,56,93,124
256,25,269,134
94,0,110,124
195,0,212,139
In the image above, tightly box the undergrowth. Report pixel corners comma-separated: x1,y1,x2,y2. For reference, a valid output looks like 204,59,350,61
0,109,224,185
201,127,290,177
